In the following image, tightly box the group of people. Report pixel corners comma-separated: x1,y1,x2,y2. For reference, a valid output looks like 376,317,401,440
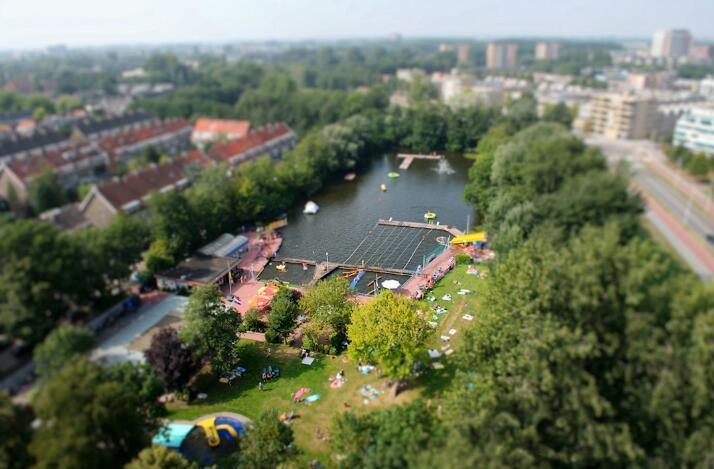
412,256,456,299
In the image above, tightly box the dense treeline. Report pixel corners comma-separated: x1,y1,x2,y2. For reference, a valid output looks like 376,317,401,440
329,121,714,467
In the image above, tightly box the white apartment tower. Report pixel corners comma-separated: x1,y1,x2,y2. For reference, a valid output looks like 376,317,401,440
651,29,692,59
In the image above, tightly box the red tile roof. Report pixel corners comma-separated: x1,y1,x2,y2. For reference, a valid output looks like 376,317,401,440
208,123,293,163
99,118,190,153
4,144,107,182
193,118,251,138
90,154,198,211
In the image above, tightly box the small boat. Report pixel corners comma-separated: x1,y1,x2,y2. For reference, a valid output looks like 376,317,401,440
276,263,287,272
380,184,387,192
303,201,320,214
388,172,400,179
344,173,356,181
424,211,437,220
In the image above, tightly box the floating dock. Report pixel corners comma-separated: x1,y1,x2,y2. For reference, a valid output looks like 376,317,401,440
397,153,445,170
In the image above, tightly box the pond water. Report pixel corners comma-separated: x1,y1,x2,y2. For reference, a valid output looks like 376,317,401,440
260,153,474,286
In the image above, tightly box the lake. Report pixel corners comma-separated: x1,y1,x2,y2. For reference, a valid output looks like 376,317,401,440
259,152,474,287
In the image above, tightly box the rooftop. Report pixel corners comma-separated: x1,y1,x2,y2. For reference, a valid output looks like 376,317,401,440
85,153,205,211
208,123,293,162
3,143,106,182
193,118,251,138
157,253,239,285
75,111,155,137
99,118,190,153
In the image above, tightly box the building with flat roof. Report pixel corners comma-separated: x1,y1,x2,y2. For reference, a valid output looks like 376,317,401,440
575,92,658,140
535,42,561,61
486,43,518,70
651,29,692,59
673,105,714,155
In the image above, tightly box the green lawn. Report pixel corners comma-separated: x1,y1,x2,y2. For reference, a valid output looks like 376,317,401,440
166,262,487,465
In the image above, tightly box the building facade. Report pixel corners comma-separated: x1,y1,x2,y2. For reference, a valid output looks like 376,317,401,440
673,106,714,155
486,43,518,70
535,42,561,61
576,92,658,140
651,29,692,59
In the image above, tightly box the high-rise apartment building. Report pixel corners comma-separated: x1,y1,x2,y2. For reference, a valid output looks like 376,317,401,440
486,43,518,69
651,29,692,58
535,42,561,61
578,92,658,140
457,44,470,65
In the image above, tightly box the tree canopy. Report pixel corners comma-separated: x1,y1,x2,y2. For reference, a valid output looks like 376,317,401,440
347,291,429,380
33,324,96,380
180,286,242,375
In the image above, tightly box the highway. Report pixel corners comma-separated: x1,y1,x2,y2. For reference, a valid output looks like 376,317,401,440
586,136,714,279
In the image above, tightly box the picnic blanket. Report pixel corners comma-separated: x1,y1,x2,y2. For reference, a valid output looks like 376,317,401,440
304,394,321,403
358,364,375,375
302,357,315,365
428,349,442,359
360,385,382,400
462,314,474,321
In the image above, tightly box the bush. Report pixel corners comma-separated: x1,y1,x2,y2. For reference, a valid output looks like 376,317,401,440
455,253,471,265
240,309,265,333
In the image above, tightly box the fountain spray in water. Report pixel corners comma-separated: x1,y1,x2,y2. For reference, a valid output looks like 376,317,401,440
433,158,455,175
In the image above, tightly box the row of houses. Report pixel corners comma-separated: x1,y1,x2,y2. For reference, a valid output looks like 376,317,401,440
41,121,296,230
0,111,156,162
0,117,192,210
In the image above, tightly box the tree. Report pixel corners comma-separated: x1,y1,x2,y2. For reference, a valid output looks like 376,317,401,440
0,220,100,344
55,94,82,114
33,324,96,380
107,362,165,424
148,191,198,260
238,409,296,469
299,277,353,352
30,360,159,468
239,309,265,333
81,215,152,283
28,169,67,213
180,286,241,375
331,402,440,469
144,328,199,393
32,106,47,121
143,239,175,274
265,287,299,343
126,445,196,469
347,291,429,382
0,391,33,469
542,102,575,128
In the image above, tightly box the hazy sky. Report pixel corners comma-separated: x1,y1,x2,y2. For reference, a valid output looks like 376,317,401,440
1,0,713,50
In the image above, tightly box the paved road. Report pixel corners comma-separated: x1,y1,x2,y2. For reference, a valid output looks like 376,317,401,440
92,295,188,365
586,136,714,279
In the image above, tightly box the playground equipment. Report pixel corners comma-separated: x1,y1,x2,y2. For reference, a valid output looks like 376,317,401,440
450,232,487,245
196,416,244,448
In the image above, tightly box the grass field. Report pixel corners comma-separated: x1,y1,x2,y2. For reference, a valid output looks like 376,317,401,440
166,261,487,464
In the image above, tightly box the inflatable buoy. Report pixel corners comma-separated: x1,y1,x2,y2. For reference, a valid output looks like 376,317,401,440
424,211,437,220
388,172,400,179
380,184,387,192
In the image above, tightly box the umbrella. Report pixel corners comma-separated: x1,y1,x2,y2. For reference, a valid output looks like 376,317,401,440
381,279,401,290
293,387,310,400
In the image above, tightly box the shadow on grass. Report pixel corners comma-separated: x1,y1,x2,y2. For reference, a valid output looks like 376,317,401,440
413,362,457,397
176,341,329,419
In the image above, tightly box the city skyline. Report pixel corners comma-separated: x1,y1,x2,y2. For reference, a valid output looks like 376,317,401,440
1,0,713,51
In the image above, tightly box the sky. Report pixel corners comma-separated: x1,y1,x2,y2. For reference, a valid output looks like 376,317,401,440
1,0,713,50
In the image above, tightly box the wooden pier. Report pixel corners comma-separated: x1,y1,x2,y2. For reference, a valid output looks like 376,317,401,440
273,257,413,284
397,153,445,170
377,219,463,237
